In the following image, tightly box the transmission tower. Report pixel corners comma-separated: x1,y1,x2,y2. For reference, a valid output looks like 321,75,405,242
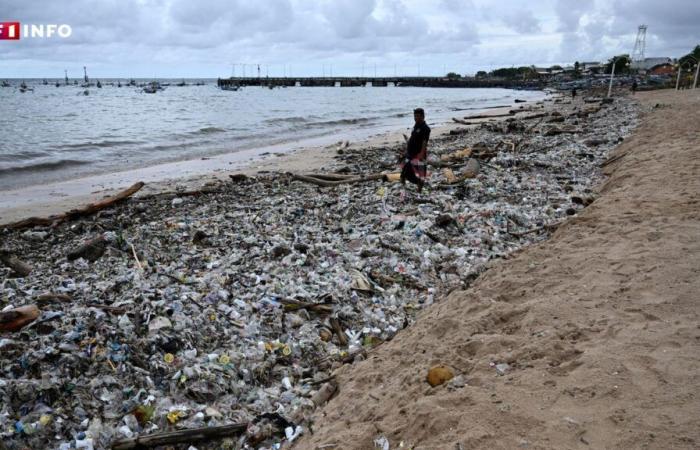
631,25,647,63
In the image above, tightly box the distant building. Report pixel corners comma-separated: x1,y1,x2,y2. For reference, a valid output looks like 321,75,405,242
631,57,673,72
580,61,604,72
649,64,675,75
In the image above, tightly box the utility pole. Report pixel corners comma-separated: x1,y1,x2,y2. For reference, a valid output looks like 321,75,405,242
694,61,699,89
676,64,683,90
257,64,260,78
607,57,616,98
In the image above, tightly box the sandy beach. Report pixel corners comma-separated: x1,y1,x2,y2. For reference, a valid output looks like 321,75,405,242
294,89,700,449
0,88,665,449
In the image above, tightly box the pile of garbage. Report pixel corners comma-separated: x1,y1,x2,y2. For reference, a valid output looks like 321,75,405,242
0,95,639,449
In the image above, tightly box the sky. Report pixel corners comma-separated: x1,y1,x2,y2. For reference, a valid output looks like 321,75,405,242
0,0,699,78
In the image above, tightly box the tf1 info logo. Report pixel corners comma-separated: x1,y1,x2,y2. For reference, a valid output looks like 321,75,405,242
0,22,72,40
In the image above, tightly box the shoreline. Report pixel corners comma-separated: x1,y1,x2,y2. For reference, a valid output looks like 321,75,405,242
0,96,551,225
0,88,641,450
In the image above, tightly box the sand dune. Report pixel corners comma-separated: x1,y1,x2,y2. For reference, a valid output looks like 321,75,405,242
294,89,700,450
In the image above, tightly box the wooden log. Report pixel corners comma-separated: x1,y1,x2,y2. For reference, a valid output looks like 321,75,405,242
0,252,32,277
291,173,386,187
35,293,72,305
0,305,40,332
2,182,145,230
280,298,333,314
111,422,248,450
600,152,628,167
463,112,513,120
301,173,355,181
451,118,478,125
67,235,109,262
64,182,145,219
329,317,348,346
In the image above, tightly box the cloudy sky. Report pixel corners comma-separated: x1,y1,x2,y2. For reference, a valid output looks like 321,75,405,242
1,0,698,78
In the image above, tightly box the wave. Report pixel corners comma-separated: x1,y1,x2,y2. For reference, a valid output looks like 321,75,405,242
306,117,372,127
56,140,142,150
190,127,227,135
263,116,309,125
0,159,90,176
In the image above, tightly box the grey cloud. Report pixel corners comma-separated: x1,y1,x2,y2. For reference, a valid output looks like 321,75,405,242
501,9,541,33
0,0,697,78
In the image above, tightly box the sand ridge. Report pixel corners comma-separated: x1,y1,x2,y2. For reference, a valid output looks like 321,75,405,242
294,89,700,450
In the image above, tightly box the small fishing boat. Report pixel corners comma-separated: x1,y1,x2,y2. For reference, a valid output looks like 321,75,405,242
1,80,10,87
96,80,102,88
220,84,240,91
142,81,164,93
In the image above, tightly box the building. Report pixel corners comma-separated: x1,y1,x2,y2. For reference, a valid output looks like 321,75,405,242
631,57,673,72
580,61,605,73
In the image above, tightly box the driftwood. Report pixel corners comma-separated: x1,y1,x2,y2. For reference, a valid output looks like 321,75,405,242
67,235,109,262
291,173,386,187
35,293,72,305
0,252,32,277
329,317,348,346
302,173,355,181
280,298,333,314
0,305,40,332
600,152,628,167
2,182,145,230
111,422,248,450
451,118,478,125
463,112,513,120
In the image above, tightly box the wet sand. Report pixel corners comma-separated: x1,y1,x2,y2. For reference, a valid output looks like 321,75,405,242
293,88,700,449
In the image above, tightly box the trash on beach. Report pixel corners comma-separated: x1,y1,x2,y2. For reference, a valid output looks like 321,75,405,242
427,365,455,387
0,94,640,449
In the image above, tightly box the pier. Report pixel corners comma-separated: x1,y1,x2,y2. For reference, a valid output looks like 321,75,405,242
217,76,544,89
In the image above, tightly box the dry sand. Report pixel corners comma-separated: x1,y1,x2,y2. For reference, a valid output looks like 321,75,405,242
293,89,700,450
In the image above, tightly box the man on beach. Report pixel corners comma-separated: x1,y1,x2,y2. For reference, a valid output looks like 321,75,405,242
400,108,430,193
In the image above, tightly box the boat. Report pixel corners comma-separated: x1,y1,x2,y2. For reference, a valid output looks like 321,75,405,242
220,84,240,91
42,79,48,85
80,66,94,87
142,81,164,93
19,81,34,93
96,80,102,88
55,81,60,87
176,79,187,87
1,80,10,87
117,81,122,87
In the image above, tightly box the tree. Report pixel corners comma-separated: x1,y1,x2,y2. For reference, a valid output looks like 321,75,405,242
574,61,580,73
475,70,488,78
679,45,700,67
605,55,631,74
550,65,563,71
445,72,461,80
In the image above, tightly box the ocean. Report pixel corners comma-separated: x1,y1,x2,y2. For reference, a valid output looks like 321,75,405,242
0,79,545,191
